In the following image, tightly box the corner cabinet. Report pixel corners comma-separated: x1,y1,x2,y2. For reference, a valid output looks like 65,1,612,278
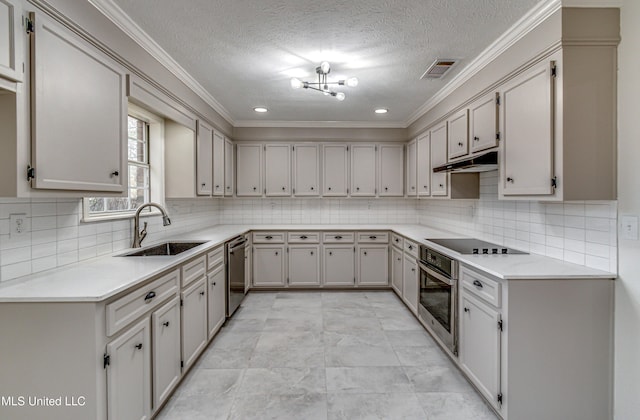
0,0,21,82
30,12,127,193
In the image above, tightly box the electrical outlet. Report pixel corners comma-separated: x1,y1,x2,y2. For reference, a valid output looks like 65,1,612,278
9,214,29,239
621,215,639,241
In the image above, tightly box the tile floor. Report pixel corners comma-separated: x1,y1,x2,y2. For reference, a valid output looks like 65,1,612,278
156,291,498,420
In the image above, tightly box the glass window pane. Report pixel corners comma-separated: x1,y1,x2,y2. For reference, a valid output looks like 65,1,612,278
128,116,144,140
88,197,105,213
106,197,130,212
129,165,149,189
128,139,147,163
129,188,148,210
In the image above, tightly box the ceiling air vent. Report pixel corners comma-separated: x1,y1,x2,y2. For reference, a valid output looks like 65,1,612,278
420,59,459,80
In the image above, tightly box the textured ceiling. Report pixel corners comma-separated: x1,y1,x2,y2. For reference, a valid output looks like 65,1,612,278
112,0,540,124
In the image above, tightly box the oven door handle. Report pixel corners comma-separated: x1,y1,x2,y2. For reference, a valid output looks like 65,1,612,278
419,261,455,286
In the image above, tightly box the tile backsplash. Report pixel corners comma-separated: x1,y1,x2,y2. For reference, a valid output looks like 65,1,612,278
0,173,618,283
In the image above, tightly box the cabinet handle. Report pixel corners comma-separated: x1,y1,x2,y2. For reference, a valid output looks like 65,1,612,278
335,235,343,240
472,280,484,289
163,321,170,327
506,177,514,183
408,245,413,250
458,142,463,147
411,268,416,272
135,343,143,350
144,291,156,302
369,235,377,239
110,170,119,177
216,185,220,188
474,136,480,142
265,235,273,239
464,307,470,313
300,235,308,239
200,291,205,296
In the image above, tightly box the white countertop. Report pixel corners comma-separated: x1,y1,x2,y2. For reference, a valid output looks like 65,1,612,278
0,224,615,303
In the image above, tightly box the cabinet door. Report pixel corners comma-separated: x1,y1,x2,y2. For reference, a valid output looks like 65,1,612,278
212,131,225,196
499,60,555,196
288,245,320,286
406,140,417,196
391,247,403,295
448,109,469,159
430,122,449,196
402,255,418,314
323,245,355,286
181,278,207,369
196,120,213,196
357,245,389,286
253,245,285,286
350,144,376,196
245,240,252,293
293,144,319,196
224,138,234,196
236,144,262,196
0,0,21,82
151,297,181,409
106,318,151,420
265,144,291,196
378,144,404,197
31,12,126,192
207,264,226,339
460,293,501,406
416,134,430,196
322,144,349,196
470,93,498,153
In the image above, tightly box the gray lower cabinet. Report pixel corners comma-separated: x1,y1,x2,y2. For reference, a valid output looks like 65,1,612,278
207,264,226,340
357,245,389,286
391,246,403,295
106,318,151,420
402,255,419,314
323,245,355,286
181,278,207,370
253,245,286,286
288,245,320,286
151,296,181,409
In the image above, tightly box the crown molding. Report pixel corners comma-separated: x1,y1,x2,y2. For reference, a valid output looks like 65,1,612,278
405,0,562,126
88,0,235,125
233,120,409,129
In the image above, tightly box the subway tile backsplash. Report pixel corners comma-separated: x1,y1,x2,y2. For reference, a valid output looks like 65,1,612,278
0,172,618,283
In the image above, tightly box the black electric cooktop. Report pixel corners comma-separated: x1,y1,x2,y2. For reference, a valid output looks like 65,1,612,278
426,238,528,255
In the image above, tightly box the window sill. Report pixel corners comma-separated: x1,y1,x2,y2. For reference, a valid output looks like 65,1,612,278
81,209,162,223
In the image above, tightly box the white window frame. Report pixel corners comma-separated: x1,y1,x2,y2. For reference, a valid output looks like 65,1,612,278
82,104,166,222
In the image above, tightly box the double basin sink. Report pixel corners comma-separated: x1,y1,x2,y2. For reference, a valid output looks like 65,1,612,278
120,241,207,257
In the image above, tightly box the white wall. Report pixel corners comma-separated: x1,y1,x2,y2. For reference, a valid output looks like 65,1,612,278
614,1,640,418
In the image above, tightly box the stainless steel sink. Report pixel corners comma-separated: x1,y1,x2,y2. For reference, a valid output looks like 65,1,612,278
120,241,207,257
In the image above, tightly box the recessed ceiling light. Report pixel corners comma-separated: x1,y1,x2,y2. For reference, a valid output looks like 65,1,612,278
253,107,268,113
374,108,388,114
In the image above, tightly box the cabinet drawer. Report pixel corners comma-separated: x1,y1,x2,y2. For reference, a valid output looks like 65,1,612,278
253,232,285,243
391,233,404,249
461,267,501,307
207,246,224,271
322,232,355,243
182,256,206,288
288,232,320,243
106,269,179,336
357,232,389,243
404,239,419,258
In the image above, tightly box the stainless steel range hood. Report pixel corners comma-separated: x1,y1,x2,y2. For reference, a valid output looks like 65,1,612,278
432,150,498,173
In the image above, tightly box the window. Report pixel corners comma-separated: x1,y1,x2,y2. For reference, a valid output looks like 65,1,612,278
83,105,165,221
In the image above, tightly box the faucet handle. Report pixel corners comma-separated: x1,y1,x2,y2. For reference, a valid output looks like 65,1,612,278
139,222,148,243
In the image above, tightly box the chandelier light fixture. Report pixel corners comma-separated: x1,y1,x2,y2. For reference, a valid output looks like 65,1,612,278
290,61,358,101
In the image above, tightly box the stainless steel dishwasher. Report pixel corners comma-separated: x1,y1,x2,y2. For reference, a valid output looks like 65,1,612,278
226,236,246,317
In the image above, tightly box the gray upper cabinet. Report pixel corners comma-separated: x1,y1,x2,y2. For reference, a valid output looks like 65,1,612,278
430,122,449,197
322,144,349,196
264,144,291,196
470,92,498,153
293,144,319,196
416,134,430,197
30,12,127,193
378,144,404,197
448,109,469,160
212,131,224,196
196,120,213,196
224,138,234,196
236,143,262,196
0,0,21,82
406,139,417,196
350,144,376,197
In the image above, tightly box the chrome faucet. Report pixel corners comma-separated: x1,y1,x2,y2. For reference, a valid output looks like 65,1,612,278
131,202,172,248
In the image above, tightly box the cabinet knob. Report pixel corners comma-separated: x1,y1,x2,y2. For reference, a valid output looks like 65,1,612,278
356,187,360,191
200,291,205,296
395,238,399,242
464,307,470,313
212,282,216,286
439,184,444,188
110,170,119,177
227,186,231,190
144,291,156,302
364,251,367,256
397,257,401,261
202,183,206,188
216,185,220,188
135,343,143,350
253,186,257,191
411,268,416,272
163,321,170,327
506,177,514,183
275,251,279,256
329,251,333,256
458,142,463,147
474,136,480,142
411,186,415,190
408,245,413,250
310,251,314,256
328,187,332,191
423,186,428,189
385,187,388,191
310,186,314,190
282,186,286,191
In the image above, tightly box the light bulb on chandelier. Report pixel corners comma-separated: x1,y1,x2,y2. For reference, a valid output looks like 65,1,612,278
290,62,357,101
